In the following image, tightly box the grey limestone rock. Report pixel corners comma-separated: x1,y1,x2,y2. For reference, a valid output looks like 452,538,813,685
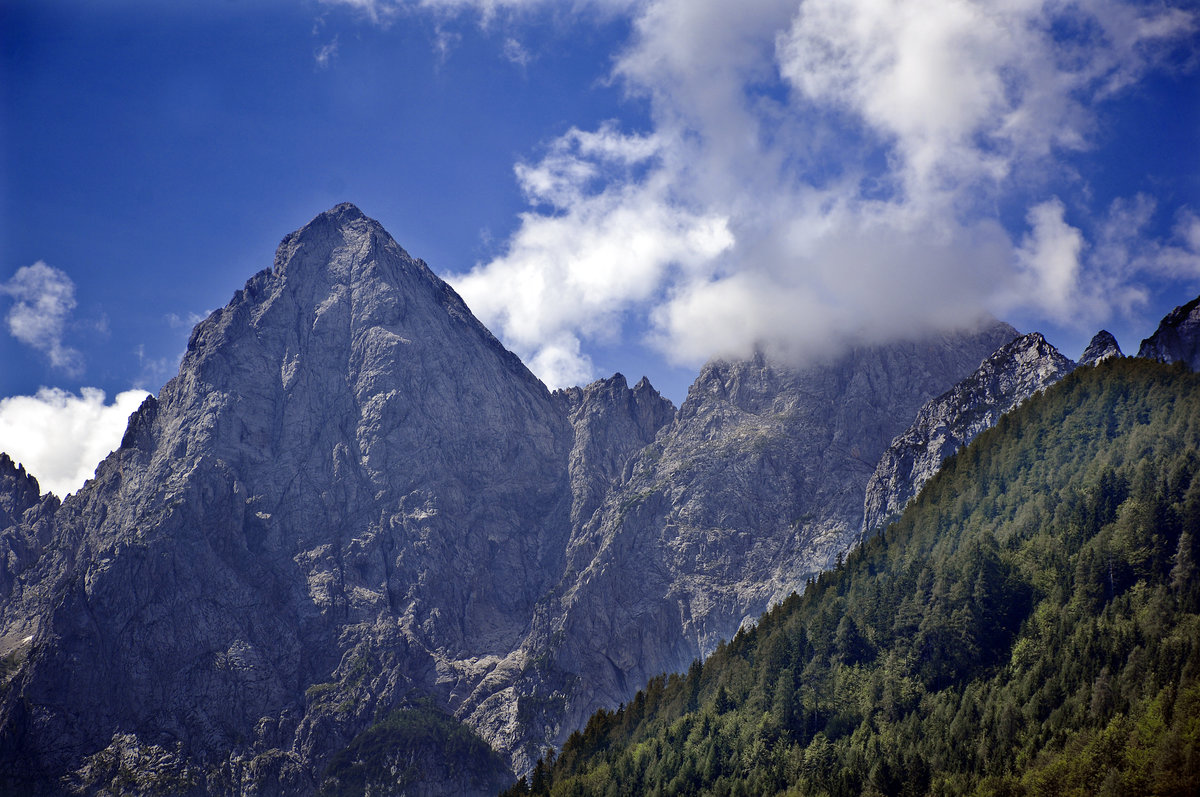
1080,330,1122,366
0,203,575,794
1138,294,1200,370
474,323,1017,770
0,454,42,531
0,454,58,613
556,374,676,528
861,332,1075,537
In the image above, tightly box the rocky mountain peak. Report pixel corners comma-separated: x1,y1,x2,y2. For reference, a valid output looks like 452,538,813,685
862,331,1076,536
0,454,41,530
0,205,576,793
1138,294,1200,370
557,373,675,527
1080,330,1122,365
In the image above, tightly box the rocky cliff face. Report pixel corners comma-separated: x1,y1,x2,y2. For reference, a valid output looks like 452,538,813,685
0,454,41,532
556,374,676,529
1138,295,1200,370
0,204,582,794
473,325,1017,770
860,332,1075,537
1080,330,1122,366
0,455,59,613
0,204,1027,793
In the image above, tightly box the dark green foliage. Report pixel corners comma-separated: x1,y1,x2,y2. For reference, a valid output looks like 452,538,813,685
318,702,511,796
511,358,1200,796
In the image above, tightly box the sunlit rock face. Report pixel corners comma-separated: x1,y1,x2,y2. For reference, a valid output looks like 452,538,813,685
1139,295,1200,371
861,332,1074,539
0,204,579,794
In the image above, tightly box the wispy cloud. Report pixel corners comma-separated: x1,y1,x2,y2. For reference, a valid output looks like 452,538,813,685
0,387,150,497
1,261,83,375
502,36,532,68
165,310,209,330
315,35,340,68
318,0,404,27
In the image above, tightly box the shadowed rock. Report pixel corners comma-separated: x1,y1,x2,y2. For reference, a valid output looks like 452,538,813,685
1080,330,1122,366
1138,295,1200,370
861,332,1075,537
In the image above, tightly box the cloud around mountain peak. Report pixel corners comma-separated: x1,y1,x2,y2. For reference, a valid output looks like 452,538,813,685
402,0,1200,387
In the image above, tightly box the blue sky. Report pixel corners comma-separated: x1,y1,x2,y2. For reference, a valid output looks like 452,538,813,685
1,0,1198,495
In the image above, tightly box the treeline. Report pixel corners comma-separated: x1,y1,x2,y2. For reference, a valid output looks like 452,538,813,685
503,358,1200,796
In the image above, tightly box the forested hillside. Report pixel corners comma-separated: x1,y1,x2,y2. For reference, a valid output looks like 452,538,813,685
507,357,1200,796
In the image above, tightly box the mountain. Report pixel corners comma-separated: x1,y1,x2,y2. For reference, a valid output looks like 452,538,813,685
0,454,58,605
1,204,576,794
509,357,1200,796
1079,329,1122,366
861,332,1074,536
0,204,1022,793
1138,294,1200,369
556,374,676,530
0,454,41,531
470,325,1016,771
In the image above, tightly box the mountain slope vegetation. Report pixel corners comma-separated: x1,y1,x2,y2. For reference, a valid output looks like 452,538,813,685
507,357,1200,796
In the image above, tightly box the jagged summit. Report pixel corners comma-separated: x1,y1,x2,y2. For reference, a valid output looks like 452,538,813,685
1138,294,1200,370
0,454,41,529
861,331,1076,536
1080,330,1122,365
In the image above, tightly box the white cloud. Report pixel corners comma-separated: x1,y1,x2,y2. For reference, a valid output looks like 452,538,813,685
1003,193,1200,329
319,0,640,29
0,388,150,497
502,37,532,67
377,0,1196,385
1,261,83,375
1013,198,1090,321
165,310,209,330
318,0,403,26
315,35,340,68
776,0,1195,208
450,125,733,386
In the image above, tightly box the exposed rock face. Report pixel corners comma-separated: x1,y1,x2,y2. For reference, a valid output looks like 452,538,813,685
0,455,58,611
0,454,41,531
556,374,675,528
861,332,1075,537
0,203,1026,792
1080,330,1122,366
1138,295,1200,370
0,204,578,794
473,324,1017,770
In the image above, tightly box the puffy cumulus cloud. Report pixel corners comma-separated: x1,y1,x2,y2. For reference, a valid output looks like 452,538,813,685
777,0,1195,207
1003,194,1200,328
1,261,83,375
450,125,733,385
1013,198,1092,321
0,388,150,497
414,0,1195,385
